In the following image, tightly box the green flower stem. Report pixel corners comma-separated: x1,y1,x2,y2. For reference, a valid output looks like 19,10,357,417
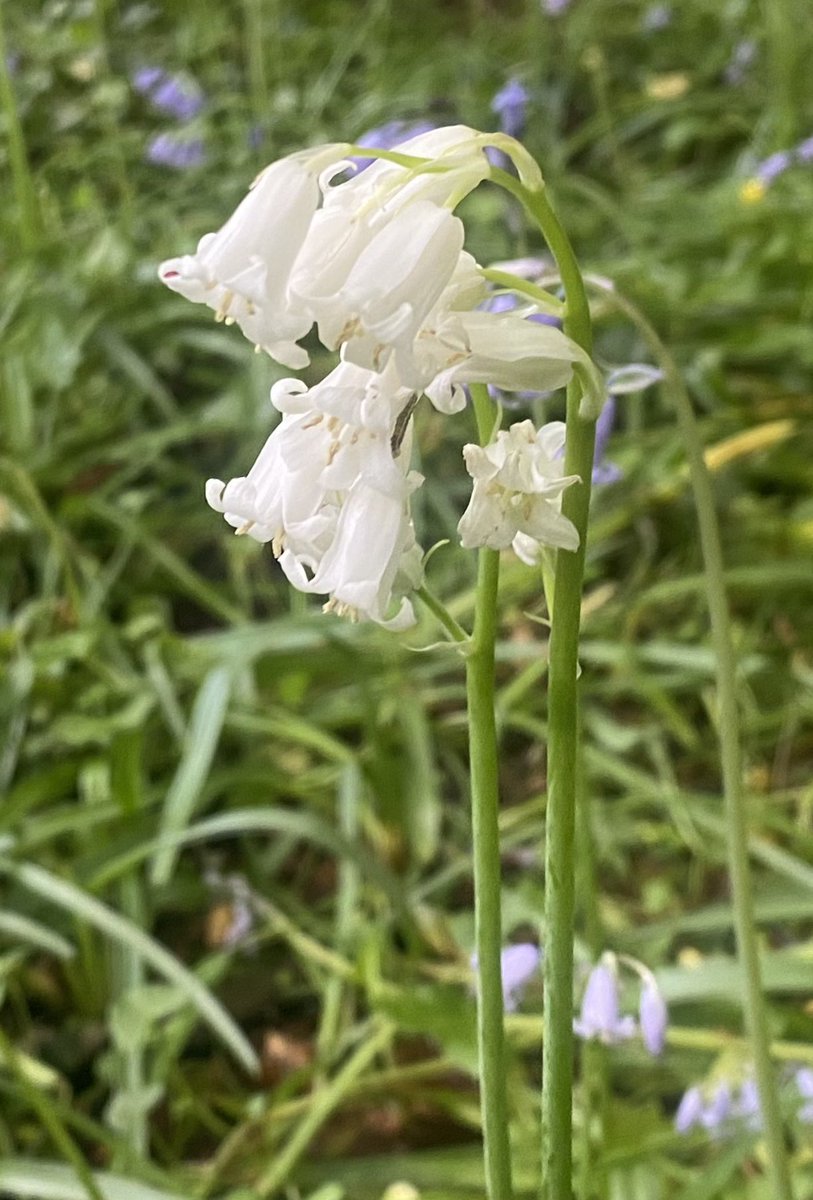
585,280,794,1200
491,170,596,1200
256,1021,393,1198
466,383,513,1200
0,0,40,251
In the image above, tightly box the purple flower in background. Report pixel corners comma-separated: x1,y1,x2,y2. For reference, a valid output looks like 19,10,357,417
350,118,436,172
491,78,530,140
795,1067,813,1122
133,65,165,95
756,150,792,185
638,975,668,1055
795,135,813,164
146,132,207,170
543,0,571,14
733,1077,762,1132
151,76,204,122
675,1085,704,1133
574,958,635,1044
471,943,541,1013
132,66,204,122
701,1082,732,1138
592,397,622,486
500,943,541,1011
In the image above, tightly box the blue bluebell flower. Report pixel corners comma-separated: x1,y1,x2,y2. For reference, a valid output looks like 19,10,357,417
350,118,436,172
794,1067,813,1123
573,958,636,1044
733,1077,762,1131
132,66,204,122
491,79,530,141
675,1084,704,1133
592,397,622,486
638,975,668,1056
146,132,207,170
500,943,542,1012
471,943,541,1012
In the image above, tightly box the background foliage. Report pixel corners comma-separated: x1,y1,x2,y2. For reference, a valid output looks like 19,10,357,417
1,0,813,1197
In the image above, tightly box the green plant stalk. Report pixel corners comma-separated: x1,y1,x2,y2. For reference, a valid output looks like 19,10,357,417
256,1022,392,1197
0,2,40,251
465,383,513,1200
586,280,794,1200
760,0,799,146
491,171,596,1200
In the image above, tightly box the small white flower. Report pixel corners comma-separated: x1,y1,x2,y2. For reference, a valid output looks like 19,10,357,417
158,144,349,368
458,419,580,558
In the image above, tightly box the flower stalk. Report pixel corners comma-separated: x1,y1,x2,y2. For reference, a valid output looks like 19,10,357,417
586,280,795,1200
466,382,513,1200
491,172,596,1200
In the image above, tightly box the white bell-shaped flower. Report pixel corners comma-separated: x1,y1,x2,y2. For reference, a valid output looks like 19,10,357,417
207,366,425,628
158,144,348,368
299,201,465,387
270,358,413,437
281,462,424,631
458,419,580,557
421,310,597,414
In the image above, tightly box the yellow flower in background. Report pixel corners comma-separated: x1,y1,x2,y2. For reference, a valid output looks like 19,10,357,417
739,178,767,204
646,72,690,100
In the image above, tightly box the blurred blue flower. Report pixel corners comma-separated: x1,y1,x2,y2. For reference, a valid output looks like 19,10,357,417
795,135,813,164
675,1084,704,1133
573,958,635,1044
133,65,164,94
471,943,541,1013
543,0,571,14
756,150,792,185
794,1067,813,1122
638,975,668,1055
350,118,436,172
676,1079,764,1139
500,943,541,1012
592,397,622,486
133,66,204,122
700,1083,732,1138
491,78,530,140
732,1077,762,1132
146,132,207,170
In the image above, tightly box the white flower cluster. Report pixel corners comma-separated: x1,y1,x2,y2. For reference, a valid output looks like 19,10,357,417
160,126,594,628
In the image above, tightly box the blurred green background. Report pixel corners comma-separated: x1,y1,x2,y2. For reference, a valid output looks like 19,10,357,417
1,1,813,1198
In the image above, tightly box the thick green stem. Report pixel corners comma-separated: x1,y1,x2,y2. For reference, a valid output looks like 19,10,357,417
493,176,596,1200
589,281,794,1200
465,383,513,1200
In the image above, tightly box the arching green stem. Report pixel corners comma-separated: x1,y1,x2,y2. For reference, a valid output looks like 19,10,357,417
584,279,794,1200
